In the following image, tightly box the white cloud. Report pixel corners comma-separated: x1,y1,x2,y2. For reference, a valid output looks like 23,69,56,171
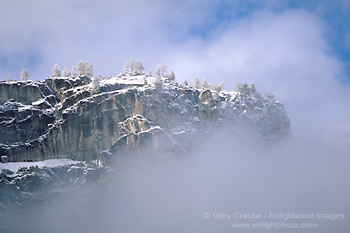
0,0,349,141
1,2,350,231
165,9,350,141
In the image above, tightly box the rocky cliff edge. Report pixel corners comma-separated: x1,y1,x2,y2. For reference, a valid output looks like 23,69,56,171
0,74,290,162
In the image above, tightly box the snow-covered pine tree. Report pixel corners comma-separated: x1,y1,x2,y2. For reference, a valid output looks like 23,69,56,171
72,60,93,77
75,60,85,76
72,66,78,77
249,83,256,94
201,78,210,89
84,61,93,77
235,82,249,93
211,84,219,93
20,69,29,81
134,60,144,75
52,64,61,77
129,58,135,73
168,70,175,80
157,64,167,76
124,60,130,73
190,77,200,89
124,58,144,75
62,66,71,77
91,76,100,95
218,81,224,91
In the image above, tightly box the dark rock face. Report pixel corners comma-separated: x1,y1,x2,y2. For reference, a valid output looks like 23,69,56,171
0,162,109,224
0,76,290,162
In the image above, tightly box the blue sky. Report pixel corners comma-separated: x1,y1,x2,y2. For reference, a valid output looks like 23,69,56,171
2,0,350,128
191,0,350,71
0,0,348,82
1,2,350,227
1,0,350,134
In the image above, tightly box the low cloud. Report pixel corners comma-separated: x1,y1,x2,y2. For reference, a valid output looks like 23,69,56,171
166,9,350,142
8,130,350,233
0,2,349,232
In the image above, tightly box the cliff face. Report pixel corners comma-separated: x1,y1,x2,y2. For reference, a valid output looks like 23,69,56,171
0,75,290,162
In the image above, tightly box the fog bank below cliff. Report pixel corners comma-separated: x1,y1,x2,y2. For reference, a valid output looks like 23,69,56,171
3,128,349,233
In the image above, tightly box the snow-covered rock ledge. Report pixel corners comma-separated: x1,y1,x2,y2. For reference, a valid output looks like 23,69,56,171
0,159,80,172
0,74,290,162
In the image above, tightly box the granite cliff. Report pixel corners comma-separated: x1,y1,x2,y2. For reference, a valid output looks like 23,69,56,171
0,74,290,162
